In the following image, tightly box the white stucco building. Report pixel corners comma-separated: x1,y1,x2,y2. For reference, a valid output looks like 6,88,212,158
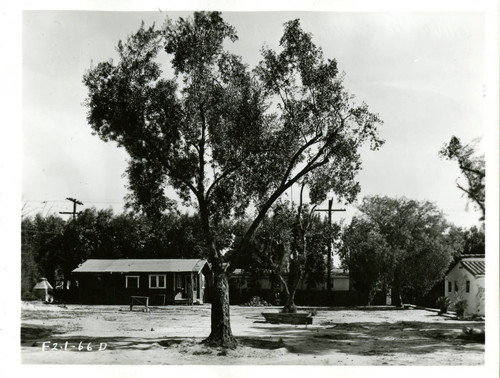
445,255,485,316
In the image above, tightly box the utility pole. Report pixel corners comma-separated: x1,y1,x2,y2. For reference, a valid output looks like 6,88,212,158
315,199,345,292
59,197,83,220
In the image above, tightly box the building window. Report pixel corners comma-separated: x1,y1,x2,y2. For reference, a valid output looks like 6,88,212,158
448,281,452,293
454,281,458,292
149,274,166,289
466,281,470,293
125,276,139,289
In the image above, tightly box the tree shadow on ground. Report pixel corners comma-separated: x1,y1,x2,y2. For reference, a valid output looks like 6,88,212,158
21,324,74,345
21,330,200,351
251,320,484,357
21,319,484,359
20,324,284,352
238,337,286,350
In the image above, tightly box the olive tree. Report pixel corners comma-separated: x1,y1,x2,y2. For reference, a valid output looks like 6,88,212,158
341,196,459,307
83,12,383,347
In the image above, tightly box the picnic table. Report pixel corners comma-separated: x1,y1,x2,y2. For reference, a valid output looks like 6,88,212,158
130,296,149,311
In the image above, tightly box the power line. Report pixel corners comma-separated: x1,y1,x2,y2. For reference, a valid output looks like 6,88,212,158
59,197,83,220
23,198,126,205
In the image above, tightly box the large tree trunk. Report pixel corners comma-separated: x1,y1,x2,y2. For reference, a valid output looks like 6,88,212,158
281,286,298,313
279,271,301,314
203,271,237,348
198,196,237,348
392,281,404,308
367,286,377,306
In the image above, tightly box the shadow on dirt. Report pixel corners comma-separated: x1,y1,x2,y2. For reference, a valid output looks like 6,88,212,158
22,334,287,353
254,320,484,357
21,325,69,345
21,324,189,351
21,319,484,358
158,339,185,347
238,337,286,350
21,333,199,351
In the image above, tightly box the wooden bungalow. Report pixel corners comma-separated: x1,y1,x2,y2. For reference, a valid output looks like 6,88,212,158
72,259,211,305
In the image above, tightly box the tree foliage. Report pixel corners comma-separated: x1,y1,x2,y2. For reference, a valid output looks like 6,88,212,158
439,136,485,220
21,209,205,297
21,214,66,295
83,12,383,263
341,217,393,305
83,12,383,346
248,198,338,312
340,196,459,306
461,224,485,255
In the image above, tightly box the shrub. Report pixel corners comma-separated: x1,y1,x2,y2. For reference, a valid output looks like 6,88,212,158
21,291,38,301
452,299,467,317
436,296,451,314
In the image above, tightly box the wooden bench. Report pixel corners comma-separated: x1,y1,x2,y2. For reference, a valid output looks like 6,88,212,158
130,296,149,311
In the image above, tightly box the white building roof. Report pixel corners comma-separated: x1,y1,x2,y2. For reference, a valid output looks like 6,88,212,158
72,259,208,274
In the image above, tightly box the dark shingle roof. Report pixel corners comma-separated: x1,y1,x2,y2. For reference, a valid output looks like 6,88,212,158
72,259,208,274
461,259,485,276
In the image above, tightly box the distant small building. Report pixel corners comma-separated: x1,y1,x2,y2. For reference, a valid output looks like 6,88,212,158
33,277,54,303
445,255,485,316
229,268,358,306
304,268,351,291
230,268,350,292
72,259,211,305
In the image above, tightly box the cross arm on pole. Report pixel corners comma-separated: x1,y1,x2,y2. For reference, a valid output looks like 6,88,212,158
59,197,84,219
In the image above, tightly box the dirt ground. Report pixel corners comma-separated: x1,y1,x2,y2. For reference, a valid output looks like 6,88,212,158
20,301,484,365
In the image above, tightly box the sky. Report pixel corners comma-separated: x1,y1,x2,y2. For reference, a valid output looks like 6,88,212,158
20,9,489,229
2,1,499,376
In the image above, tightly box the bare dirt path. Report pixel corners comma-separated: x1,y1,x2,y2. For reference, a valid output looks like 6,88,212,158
20,301,484,365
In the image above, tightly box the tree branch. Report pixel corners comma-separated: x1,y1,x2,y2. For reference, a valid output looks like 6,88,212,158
226,149,330,273
161,161,200,199
206,156,249,200
456,182,486,217
189,141,200,154
279,135,321,188
198,104,207,196
457,162,485,177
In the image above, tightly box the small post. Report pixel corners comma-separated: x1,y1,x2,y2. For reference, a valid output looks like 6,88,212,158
190,272,194,306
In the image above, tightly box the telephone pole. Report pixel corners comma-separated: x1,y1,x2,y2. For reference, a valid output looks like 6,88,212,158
59,197,83,220
315,199,345,292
